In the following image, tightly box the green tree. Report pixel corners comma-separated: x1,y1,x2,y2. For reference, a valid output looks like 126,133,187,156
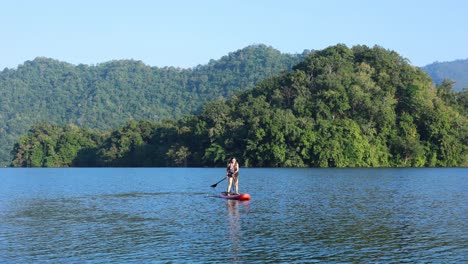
10,44,468,168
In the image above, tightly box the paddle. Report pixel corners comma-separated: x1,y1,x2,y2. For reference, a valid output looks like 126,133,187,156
210,177,226,188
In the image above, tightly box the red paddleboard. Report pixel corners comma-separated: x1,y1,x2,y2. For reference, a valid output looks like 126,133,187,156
219,192,251,201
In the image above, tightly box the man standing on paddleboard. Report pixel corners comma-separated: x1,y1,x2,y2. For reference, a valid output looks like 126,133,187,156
226,157,239,195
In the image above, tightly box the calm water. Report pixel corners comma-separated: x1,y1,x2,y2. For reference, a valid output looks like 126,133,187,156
0,168,466,263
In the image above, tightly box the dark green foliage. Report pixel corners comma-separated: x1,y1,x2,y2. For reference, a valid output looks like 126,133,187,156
10,45,467,167
0,45,304,166
11,123,103,167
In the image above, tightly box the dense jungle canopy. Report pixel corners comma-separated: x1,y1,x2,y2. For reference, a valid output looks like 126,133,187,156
1,45,307,166
10,45,467,167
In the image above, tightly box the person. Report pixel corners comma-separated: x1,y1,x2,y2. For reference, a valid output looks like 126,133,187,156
226,157,239,195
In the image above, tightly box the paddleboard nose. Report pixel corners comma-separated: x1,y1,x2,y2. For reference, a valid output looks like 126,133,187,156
238,193,251,201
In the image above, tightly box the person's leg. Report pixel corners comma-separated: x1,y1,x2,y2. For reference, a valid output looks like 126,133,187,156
227,176,233,194
234,176,239,194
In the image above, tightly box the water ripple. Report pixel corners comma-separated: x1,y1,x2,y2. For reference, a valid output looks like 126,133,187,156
0,168,466,263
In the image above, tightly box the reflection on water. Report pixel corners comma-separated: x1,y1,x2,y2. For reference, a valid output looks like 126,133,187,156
0,168,466,263
226,200,250,262
227,200,240,262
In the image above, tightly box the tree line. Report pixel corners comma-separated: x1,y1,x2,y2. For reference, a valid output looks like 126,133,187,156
11,45,467,167
0,44,306,166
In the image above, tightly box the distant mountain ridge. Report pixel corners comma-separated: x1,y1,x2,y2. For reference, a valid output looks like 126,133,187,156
422,58,468,91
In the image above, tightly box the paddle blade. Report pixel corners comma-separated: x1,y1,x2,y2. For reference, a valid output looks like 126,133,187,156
210,177,226,188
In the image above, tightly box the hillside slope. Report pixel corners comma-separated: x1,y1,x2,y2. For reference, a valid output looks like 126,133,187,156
11,45,467,167
0,45,306,166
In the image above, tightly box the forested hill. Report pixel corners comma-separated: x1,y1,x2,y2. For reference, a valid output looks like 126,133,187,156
0,45,307,166
422,58,468,91
11,45,467,168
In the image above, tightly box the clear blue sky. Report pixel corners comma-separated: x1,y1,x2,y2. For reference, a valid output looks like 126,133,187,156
1,0,467,69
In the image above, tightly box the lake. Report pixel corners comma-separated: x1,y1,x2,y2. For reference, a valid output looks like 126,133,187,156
0,168,466,263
